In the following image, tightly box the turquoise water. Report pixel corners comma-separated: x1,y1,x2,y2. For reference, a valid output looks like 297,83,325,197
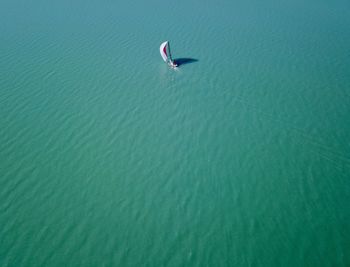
1,1,350,266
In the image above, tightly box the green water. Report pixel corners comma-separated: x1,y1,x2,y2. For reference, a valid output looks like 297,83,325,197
1,0,350,266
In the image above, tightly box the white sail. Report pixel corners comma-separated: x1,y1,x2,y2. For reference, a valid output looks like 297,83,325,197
160,41,168,62
160,41,178,68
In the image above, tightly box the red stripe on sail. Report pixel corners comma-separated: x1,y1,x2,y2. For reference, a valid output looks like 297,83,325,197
163,45,167,57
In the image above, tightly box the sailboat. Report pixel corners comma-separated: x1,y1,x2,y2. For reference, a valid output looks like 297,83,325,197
160,41,178,68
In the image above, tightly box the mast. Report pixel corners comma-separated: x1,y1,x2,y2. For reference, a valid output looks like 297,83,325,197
167,42,173,62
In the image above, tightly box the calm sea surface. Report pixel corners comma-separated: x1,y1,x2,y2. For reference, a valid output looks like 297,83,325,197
1,0,350,266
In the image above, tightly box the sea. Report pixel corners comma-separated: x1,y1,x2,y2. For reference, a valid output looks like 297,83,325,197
1,0,350,266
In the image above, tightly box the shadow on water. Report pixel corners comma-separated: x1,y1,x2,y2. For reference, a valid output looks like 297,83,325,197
174,58,198,66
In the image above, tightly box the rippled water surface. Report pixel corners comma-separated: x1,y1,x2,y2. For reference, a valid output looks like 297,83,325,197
1,0,350,266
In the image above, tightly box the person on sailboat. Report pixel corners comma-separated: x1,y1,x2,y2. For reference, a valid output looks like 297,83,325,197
169,60,178,68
